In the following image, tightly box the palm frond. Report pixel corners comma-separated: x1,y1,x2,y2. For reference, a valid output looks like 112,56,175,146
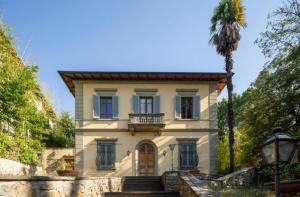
209,0,246,55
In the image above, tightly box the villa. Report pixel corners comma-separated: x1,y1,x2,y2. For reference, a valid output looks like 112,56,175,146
59,71,227,177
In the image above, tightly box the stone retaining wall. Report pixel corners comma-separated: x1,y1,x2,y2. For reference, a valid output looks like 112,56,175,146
178,175,219,197
0,158,43,176
215,167,257,188
0,176,121,197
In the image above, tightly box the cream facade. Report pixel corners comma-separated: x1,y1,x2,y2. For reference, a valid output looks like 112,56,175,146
59,71,226,177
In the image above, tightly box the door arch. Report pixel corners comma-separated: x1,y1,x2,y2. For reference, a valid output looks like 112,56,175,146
135,140,158,176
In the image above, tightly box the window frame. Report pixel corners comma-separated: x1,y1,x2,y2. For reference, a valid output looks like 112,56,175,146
99,96,113,119
181,97,193,120
139,96,153,114
96,139,117,170
177,139,198,170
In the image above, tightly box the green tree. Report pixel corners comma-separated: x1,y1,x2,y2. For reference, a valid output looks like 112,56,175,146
210,0,246,172
46,111,75,147
0,22,54,164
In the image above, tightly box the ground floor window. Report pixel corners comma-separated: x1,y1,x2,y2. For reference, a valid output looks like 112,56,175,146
96,139,117,170
178,140,198,169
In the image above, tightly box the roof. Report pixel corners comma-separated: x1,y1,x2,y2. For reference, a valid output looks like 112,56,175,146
58,71,228,96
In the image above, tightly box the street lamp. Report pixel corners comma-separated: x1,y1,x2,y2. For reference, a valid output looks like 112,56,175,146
169,144,176,171
261,127,299,197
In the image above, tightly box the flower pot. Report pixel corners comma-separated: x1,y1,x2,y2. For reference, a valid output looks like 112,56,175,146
56,169,80,177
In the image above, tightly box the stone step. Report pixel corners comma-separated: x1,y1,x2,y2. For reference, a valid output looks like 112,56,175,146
105,191,180,197
122,176,164,192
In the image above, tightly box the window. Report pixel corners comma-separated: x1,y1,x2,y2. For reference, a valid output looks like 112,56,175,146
178,141,198,169
93,95,118,119
139,97,153,113
100,97,112,119
96,140,116,170
181,97,193,119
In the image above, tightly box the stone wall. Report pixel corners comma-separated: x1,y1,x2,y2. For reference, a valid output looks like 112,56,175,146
178,175,219,197
0,176,121,197
0,158,43,176
215,167,257,188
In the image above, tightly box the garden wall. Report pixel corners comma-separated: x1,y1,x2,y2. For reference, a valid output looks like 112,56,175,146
0,158,43,176
178,174,219,197
0,176,121,197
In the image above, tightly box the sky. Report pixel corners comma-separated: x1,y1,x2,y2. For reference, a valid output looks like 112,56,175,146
1,0,283,115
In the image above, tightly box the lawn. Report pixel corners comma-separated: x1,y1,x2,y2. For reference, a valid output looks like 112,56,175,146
218,187,274,197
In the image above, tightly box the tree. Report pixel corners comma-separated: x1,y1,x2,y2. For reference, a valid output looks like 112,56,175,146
255,0,300,59
0,21,56,165
210,0,246,172
45,111,75,148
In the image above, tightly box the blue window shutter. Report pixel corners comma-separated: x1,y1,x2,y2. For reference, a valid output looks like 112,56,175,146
175,96,181,119
112,96,119,119
132,95,139,113
93,95,100,118
193,96,200,120
153,95,160,113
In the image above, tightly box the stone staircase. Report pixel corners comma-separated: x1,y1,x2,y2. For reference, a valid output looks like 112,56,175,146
105,176,179,197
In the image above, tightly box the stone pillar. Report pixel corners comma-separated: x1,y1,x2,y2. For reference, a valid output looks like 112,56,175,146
209,84,218,175
74,82,84,174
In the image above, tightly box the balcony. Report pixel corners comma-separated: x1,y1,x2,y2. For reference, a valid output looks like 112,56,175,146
128,113,165,135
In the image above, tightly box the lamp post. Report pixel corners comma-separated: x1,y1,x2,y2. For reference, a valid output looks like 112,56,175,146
169,144,176,171
261,127,299,197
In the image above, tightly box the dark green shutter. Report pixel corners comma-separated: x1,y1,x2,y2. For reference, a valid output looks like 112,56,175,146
153,95,160,113
175,96,181,119
93,95,100,118
112,96,119,119
132,95,139,113
193,96,200,120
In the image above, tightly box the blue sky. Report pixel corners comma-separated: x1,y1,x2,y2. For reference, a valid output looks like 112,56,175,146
1,0,282,115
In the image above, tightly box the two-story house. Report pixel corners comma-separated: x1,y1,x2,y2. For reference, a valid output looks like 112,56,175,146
59,71,227,177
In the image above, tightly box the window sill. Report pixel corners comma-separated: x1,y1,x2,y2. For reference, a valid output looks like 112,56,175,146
93,118,119,121
96,168,116,171
178,167,194,170
174,118,199,121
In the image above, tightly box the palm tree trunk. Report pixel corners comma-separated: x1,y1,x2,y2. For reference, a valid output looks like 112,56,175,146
225,51,235,172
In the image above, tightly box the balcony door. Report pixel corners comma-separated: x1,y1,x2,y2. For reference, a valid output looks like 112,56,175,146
139,97,153,114
138,142,155,176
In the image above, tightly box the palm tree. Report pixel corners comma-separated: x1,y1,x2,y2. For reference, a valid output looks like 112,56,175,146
210,0,246,172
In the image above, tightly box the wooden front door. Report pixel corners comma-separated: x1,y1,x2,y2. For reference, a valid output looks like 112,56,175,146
138,143,155,176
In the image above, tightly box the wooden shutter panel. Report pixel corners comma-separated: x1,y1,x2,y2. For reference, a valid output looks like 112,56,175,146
132,95,139,113
175,96,181,119
193,96,200,120
153,95,160,113
112,96,119,119
93,95,100,118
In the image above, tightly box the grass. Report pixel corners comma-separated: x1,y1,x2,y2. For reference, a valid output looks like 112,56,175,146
217,187,274,197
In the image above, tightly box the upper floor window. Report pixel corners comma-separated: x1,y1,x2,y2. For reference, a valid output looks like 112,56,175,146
175,95,200,120
93,94,118,119
181,97,193,119
100,97,113,119
132,95,160,114
139,97,153,114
